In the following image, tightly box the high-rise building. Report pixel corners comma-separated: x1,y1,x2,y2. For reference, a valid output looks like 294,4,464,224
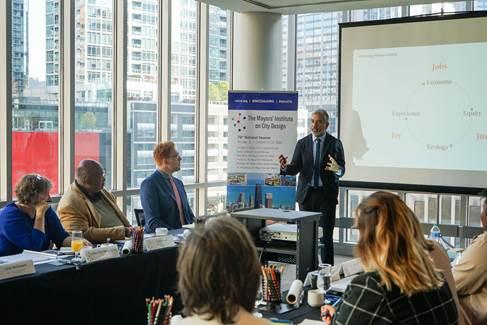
45,0,59,100
237,192,245,208
12,0,28,97
46,0,114,102
76,0,113,102
208,6,227,83
254,184,262,208
265,192,273,208
293,13,344,138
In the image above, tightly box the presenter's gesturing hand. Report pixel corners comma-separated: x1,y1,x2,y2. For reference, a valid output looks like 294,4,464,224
325,155,341,173
278,154,288,170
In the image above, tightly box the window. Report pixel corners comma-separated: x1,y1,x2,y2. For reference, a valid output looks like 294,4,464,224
351,7,402,21
75,0,113,189
207,186,226,215
296,12,344,139
127,0,159,189
406,193,438,224
281,15,289,90
410,2,467,15
468,196,482,226
170,0,197,184
126,195,143,226
439,195,461,225
475,0,487,10
207,6,229,184
11,0,60,194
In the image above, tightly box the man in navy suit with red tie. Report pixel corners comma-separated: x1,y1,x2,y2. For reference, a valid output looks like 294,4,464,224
278,110,345,265
141,141,195,232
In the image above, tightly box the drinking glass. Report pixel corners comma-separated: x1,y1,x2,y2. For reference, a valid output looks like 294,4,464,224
317,263,332,292
71,230,84,263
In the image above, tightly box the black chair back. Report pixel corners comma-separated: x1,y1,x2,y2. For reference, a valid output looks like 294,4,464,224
134,208,145,227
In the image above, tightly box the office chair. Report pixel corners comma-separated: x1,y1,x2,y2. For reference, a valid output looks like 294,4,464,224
134,208,146,227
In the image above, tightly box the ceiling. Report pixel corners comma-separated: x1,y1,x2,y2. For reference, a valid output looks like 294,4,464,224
197,0,460,14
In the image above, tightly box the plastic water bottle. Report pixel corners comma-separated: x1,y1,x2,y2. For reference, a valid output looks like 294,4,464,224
429,225,441,242
429,225,452,251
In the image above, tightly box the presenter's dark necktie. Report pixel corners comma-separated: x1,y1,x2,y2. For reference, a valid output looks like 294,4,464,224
313,138,321,187
169,176,186,225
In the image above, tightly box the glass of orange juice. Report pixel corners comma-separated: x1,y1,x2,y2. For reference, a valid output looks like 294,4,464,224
71,230,84,262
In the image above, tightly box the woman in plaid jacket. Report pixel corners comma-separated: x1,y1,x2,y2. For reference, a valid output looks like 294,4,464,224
322,191,458,325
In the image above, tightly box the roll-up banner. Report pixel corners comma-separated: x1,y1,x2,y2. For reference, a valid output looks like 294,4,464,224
227,91,298,211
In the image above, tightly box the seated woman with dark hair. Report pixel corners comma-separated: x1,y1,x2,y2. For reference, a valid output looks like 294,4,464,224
322,191,458,325
0,174,89,256
177,216,270,325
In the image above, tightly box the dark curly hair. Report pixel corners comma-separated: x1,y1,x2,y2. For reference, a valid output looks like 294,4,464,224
177,216,261,324
15,174,52,205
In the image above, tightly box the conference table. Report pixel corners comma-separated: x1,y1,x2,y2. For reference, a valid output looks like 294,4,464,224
0,246,179,325
260,300,322,323
0,226,328,325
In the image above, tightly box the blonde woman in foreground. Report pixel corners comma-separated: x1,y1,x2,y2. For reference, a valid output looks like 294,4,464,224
177,216,270,325
322,191,458,325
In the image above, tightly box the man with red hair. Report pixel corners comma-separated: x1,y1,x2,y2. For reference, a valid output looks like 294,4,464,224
140,141,195,232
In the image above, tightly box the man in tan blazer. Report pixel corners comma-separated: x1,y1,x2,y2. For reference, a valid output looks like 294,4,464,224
453,191,487,325
58,160,132,244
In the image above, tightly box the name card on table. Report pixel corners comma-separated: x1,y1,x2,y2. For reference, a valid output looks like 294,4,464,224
144,235,175,252
0,260,35,280
80,244,120,263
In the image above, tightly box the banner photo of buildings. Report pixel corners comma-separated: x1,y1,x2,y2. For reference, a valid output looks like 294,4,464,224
227,91,298,211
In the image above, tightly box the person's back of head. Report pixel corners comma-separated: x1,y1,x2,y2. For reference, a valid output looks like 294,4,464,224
177,216,260,324
355,191,443,295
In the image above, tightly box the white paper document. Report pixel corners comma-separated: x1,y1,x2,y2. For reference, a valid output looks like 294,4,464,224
0,250,58,265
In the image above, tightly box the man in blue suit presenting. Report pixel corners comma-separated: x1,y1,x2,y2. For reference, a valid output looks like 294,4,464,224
278,110,345,265
141,141,195,232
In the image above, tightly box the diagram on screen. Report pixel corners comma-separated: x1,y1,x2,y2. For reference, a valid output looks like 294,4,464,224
349,42,487,172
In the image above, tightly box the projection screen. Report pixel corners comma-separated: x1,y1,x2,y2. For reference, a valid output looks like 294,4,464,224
339,12,487,193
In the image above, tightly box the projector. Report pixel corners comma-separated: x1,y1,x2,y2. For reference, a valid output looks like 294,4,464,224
259,223,297,242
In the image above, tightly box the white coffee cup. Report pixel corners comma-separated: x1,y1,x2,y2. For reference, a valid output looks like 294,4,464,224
307,289,325,307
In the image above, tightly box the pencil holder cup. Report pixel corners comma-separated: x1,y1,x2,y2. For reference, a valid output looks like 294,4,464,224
262,277,281,303
132,226,144,254
161,314,171,325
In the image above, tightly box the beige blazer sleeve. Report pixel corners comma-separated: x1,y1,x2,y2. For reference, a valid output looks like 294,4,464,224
453,233,487,295
453,233,487,324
